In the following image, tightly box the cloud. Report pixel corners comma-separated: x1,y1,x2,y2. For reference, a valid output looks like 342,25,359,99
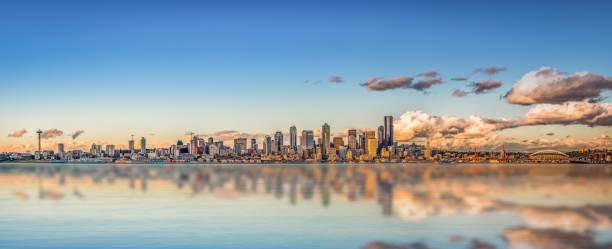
8,128,27,138
41,129,63,139
394,111,516,142
474,66,506,76
360,76,413,91
412,77,443,91
470,80,503,94
328,75,344,83
394,101,611,149
518,101,612,126
71,130,84,140
417,70,440,78
452,89,469,97
505,67,612,105
303,80,322,84
451,77,469,81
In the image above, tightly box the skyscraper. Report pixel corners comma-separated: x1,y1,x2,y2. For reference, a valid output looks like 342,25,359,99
128,135,135,154
364,130,376,155
322,123,330,156
289,125,297,150
274,131,283,152
57,143,65,155
384,116,394,147
377,125,384,147
140,137,146,154
347,129,357,149
234,138,247,155
251,138,257,152
264,135,272,155
332,137,344,148
301,130,314,149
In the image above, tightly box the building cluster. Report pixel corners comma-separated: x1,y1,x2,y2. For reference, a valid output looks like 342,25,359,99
1,115,611,164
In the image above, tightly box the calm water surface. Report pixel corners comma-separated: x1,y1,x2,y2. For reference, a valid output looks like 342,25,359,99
1,163,611,249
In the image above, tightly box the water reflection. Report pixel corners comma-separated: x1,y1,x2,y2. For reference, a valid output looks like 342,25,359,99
1,164,612,249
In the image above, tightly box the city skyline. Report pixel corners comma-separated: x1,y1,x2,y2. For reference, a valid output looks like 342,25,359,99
1,1,611,152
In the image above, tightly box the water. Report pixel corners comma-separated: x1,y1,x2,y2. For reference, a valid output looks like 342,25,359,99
1,163,611,249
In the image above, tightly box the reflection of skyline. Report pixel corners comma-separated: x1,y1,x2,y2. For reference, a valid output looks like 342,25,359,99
2,164,612,248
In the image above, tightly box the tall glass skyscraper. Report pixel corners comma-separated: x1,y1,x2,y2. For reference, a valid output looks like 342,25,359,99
301,130,314,149
322,123,330,155
384,116,393,147
347,129,357,149
289,126,297,150
274,131,283,152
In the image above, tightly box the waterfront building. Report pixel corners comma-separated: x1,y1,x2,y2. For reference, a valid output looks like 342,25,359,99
301,130,314,149
57,143,65,156
364,131,376,155
348,129,357,149
333,137,344,149
322,123,330,156
384,115,393,147
274,131,283,152
289,126,297,150
128,138,135,154
105,144,115,157
234,138,247,155
140,137,147,154
251,138,258,153
264,136,272,155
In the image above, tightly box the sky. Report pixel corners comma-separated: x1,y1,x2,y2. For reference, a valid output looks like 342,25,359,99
0,0,611,152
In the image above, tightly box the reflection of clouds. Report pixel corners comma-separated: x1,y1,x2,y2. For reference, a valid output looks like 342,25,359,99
503,227,601,249
515,206,612,234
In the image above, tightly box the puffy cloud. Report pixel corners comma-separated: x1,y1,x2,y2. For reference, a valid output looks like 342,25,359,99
71,130,85,140
505,67,612,105
452,89,469,97
394,111,516,142
8,128,27,138
360,76,413,91
518,101,612,126
41,129,63,139
474,66,506,76
451,77,469,81
412,77,443,91
470,80,502,94
328,75,343,83
394,101,611,150
417,70,440,78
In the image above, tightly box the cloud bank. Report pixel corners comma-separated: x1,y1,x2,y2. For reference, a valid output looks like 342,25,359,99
505,67,612,105
471,80,502,94
474,66,506,76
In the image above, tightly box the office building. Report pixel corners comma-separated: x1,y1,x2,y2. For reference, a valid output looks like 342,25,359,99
234,138,247,155
384,116,393,147
301,130,314,149
289,126,297,150
333,137,344,149
274,131,283,153
140,137,146,154
347,129,357,149
322,123,330,155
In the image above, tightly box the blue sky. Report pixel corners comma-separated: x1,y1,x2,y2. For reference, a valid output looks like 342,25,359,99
1,0,611,150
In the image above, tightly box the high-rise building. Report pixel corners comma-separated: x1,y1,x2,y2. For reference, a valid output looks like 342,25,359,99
333,137,344,149
234,138,247,155
347,129,357,149
301,130,314,149
274,131,283,152
377,126,384,147
384,116,394,147
364,131,376,155
57,143,65,155
105,144,115,157
358,133,365,150
322,123,330,155
128,136,135,154
289,126,297,150
264,136,272,155
251,138,257,152
140,137,146,154
367,137,378,157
